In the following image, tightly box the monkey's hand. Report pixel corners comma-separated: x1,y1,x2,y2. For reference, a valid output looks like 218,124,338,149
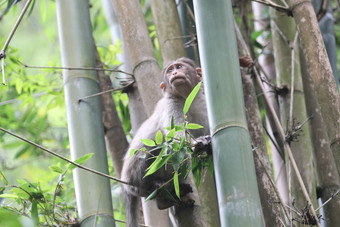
192,135,212,155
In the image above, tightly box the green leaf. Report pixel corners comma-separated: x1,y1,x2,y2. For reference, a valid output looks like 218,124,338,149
171,115,175,129
40,0,46,22
179,137,185,148
155,130,163,145
145,148,172,178
146,146,166,172
49,166,63,174
174,171,180,199
0,171,9,185
75,153,94,165
183,82,202,114
165,129,176,141
15,78,23,94
31,201,39,226
186,123,203,130
171,148,187,170
129,148,138,158
0,194,20,199
141,139,156,147
145,188,158,202
191,156,201,188
70,153,94,171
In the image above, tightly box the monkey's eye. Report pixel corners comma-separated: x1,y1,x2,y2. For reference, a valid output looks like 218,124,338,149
167,68,173,74
176,65,182,69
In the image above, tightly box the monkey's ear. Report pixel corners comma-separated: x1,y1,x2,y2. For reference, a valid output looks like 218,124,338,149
196,67,202,79
160,82,166,91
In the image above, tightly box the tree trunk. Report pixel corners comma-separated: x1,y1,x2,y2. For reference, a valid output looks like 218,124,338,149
252,2,290,206
313,0,339,87
270,5,316,224
111,0,162,115
150,0,186,65
300,51,340,227
290,0,340,175
235,20,284,226
56,0,115,226
95,48,128,178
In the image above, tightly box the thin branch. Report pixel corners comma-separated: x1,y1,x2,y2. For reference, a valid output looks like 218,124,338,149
271,21,290,47
288,32,299,130
317,0,329,21
0,0,34,59
17,59,134,77
315,189,340,212
1,57,5,85
251,0,291,14
77,79,135,103
0,127,130,185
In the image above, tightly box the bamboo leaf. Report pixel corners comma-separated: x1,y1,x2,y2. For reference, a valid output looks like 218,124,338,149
70,153,94,171
155,130,163,145
141,139,156,147
129,148,137,158
183,82,202,114
171,115,175,129
166,128,176,141
145,154,172,178
0,194,20,199
174,171,180,199
145,147,167,173
49,166,63,174
145,188,158,202
0,171,9,185
186,123,203,130
31,201,39,226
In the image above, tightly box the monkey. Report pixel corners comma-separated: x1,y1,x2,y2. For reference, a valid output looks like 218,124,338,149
121,57,209,227
121,56,253,226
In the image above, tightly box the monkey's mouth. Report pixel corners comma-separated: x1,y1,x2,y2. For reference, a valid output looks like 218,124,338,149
170,76,186,84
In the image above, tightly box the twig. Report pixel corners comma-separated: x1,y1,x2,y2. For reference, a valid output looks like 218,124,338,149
0,127,130,185
252,0,291,14
288,32,299,129
0,0,34,58
1,57,5,85
77,79,134,103
315,189,340,212
17,59,134,77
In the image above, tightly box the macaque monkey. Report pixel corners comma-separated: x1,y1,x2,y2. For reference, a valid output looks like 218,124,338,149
121,57,209,227
121,56,253,226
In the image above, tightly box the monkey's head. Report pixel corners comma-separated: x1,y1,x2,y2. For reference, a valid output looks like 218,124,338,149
160,57,202,99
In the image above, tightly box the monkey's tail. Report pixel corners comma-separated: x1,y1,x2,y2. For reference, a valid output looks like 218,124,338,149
124,192,139,227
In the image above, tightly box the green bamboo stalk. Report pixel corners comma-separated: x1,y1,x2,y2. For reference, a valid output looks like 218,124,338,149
150,1,220,225
193,0,264,226
55,1,115,226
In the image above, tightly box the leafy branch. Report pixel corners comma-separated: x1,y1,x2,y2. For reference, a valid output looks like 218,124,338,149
0,127,130,185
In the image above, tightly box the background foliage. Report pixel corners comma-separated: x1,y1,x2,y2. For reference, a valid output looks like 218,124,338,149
1,0,340,226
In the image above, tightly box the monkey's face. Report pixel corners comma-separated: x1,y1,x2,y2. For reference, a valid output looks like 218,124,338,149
161,61,201,98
